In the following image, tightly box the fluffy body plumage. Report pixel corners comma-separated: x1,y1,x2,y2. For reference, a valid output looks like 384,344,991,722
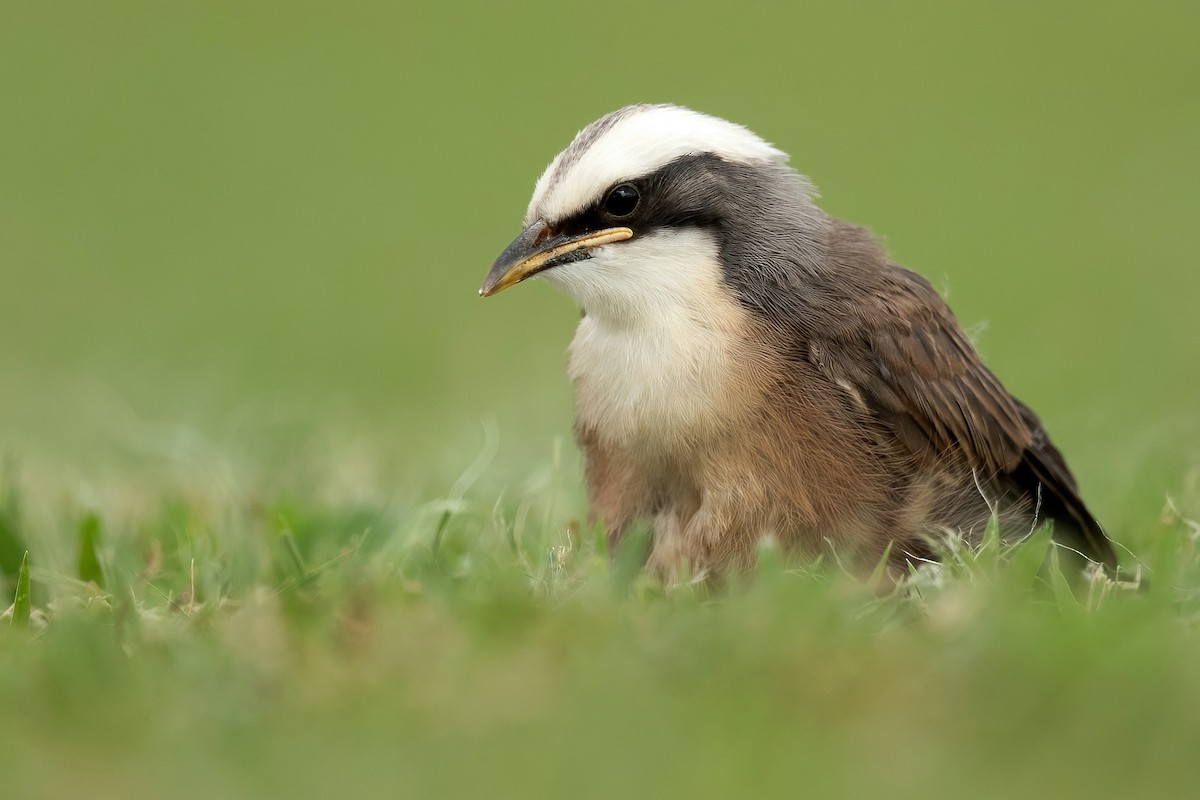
486,104,1116,578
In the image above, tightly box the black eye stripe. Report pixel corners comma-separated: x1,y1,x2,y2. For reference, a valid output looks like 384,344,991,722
550,153,734,237
603,183,640,218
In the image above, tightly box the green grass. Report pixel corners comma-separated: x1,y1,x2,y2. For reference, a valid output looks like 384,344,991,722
2,450,1199,800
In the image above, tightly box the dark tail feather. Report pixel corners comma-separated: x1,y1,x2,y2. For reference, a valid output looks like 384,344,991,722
1011,401,1118,571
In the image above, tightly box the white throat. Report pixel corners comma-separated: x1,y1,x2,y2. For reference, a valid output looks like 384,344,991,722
541,228,727,328
543,229,752,450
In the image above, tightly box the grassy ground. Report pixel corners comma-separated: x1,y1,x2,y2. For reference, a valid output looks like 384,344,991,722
2,1,1199,798
2,448,1200,799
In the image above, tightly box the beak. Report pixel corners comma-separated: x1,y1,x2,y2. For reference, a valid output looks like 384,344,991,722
479,220,633,297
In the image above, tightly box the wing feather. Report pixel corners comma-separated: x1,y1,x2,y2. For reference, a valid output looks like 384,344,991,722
808,265,1116,568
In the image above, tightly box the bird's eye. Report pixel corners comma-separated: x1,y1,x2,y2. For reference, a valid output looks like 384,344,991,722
603,184,640,218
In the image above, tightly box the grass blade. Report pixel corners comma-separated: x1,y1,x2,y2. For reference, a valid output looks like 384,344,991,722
11,551,30,628
1005,526,1052,592
431,508,452,557
866,540,895,594
1047,547,1081,616
281,531,307,578
78,512,106,588
0,466,26,584
609,525,651,595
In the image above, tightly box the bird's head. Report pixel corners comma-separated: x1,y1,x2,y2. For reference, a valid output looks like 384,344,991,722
479,105,823,324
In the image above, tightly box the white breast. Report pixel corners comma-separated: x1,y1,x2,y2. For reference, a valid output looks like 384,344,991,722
540,229,753,452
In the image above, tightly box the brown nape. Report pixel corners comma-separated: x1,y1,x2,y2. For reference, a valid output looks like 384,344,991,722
576,215,1115,582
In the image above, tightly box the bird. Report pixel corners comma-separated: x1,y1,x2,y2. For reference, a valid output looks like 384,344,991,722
479,103,1116,581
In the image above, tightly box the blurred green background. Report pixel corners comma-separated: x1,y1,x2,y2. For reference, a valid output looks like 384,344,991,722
2,0,1198,527
3,5,1200,800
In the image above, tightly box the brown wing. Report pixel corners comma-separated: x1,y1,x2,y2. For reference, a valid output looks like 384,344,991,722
809,266,1116,569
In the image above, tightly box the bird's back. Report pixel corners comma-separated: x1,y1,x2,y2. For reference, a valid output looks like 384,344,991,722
766,216,1116,570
